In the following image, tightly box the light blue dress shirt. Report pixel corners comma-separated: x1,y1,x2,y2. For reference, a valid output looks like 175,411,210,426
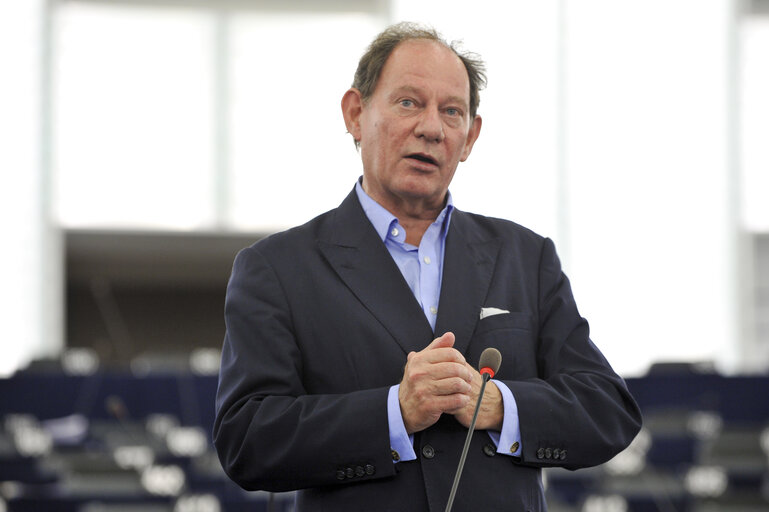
354,181,522,461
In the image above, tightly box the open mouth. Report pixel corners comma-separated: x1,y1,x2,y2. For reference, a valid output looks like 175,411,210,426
406,153,438,166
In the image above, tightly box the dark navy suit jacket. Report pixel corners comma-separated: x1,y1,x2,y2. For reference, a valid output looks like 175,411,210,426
213,188,642,511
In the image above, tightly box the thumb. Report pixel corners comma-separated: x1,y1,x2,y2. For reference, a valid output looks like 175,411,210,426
427,331,455,349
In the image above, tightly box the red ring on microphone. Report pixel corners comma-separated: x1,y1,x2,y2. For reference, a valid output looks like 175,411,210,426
480,367,495,378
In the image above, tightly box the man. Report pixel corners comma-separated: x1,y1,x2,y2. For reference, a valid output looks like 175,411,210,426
214,22,642,511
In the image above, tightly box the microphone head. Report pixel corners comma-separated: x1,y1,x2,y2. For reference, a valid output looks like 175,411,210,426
478,347,502,378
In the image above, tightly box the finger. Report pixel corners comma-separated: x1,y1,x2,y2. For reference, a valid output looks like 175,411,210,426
463,362,483,385
400,391,470,434
426,331,455,349
413,348,467,367
426,375,473,396
433,393,472,414
404,383,471,411
407,333,463,366
410,360,472,383
406,332,454,364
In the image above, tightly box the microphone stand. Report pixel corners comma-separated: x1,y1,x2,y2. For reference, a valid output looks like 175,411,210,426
444,372,491,512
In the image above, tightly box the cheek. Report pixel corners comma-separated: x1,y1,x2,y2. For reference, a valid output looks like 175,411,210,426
360,134,390,172
364,119,390,148
458,137,474,161
372,125,404,159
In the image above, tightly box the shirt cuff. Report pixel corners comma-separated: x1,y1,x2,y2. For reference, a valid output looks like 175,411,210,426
486,379,522,456
387,384,416,462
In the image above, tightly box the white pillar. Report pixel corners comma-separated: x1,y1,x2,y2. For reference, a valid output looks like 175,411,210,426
0,1,63,376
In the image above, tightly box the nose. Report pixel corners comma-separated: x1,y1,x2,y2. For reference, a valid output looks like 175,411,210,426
414,107,445,143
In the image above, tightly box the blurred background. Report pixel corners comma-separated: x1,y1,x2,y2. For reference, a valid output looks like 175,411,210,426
0,0,768,511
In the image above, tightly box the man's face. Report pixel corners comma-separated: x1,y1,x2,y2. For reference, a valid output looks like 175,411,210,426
346,39,482,214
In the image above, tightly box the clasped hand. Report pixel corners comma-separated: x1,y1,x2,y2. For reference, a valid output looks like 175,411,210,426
398,332,503,434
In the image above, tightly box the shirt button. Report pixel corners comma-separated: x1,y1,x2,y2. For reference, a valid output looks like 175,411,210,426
391,227,399,237
423,256,431,264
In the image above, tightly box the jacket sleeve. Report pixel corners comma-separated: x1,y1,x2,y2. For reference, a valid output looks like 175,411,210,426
213,246,397,492
503,237,642,469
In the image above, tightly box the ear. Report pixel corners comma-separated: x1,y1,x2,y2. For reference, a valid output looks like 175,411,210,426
341,88,364,142
460,115,482,162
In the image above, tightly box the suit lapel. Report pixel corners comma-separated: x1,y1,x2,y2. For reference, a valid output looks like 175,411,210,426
435,210,500,356
318,190,434,355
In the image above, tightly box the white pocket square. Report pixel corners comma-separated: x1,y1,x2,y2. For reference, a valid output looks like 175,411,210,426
479,307,510,320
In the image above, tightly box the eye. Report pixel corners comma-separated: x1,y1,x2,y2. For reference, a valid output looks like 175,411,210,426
399,99,415,108
446,107,461,117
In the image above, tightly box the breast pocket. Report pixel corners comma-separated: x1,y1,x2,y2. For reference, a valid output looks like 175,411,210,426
471,312,538,380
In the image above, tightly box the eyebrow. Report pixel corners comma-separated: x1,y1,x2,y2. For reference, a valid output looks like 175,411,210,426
391,86,469,110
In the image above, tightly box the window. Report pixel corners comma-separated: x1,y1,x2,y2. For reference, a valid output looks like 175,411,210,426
52,1,385,231
54,3,216,229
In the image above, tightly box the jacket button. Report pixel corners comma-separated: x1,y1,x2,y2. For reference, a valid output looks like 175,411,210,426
559,449,567,460
545,448,553,459
345,467,354,479
483,443,496,457
422,444,435,459
336,470,346,480
536,448,545,459
355,466,365,477
553,448,560,460
365,464,375,476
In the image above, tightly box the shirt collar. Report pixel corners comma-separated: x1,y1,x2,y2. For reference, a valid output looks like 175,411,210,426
355,178,454,243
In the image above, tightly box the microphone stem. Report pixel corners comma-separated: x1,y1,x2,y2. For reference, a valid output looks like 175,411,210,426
445,373,490,512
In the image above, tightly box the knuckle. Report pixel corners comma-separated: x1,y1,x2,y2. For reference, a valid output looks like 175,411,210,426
453,377,470,393
407,368,426,383
452,395,468,410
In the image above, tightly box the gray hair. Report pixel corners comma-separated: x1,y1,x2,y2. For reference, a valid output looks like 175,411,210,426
351,22,487,147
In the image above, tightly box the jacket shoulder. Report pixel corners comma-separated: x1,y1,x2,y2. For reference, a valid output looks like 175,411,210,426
453,209,548,247
243,207,338,257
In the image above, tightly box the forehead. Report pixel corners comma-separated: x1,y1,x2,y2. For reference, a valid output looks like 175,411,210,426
375,39,470,103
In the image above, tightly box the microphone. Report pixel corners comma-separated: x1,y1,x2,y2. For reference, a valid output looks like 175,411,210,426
105,394,129,421
445,347,502,512
478,348,502,380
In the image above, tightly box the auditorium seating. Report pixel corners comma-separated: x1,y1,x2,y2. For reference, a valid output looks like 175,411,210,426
1,354,767,512
546,371,769,511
